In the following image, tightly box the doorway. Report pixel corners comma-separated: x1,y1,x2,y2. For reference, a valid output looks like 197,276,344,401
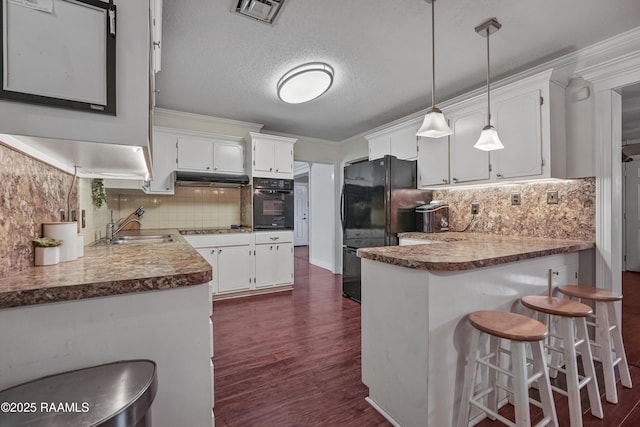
294,167,309,247
622,83,640,272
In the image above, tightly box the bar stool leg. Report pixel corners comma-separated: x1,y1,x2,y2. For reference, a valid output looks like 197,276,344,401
559,317,582,427
457,328,481,427
576,317,603,419
596,300,618,403
607,301,632,389
531,340,558,427
487,335,500,420
511,342,531,427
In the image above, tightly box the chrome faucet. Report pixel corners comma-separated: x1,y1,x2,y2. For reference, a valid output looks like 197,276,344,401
107,218,142,243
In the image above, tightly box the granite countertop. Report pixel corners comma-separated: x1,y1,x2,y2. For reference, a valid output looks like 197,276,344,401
179,227,253,235
357,232,595,271
0,229,212,310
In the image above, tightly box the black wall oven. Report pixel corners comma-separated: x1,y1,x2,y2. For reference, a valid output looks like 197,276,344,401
253,178,294,230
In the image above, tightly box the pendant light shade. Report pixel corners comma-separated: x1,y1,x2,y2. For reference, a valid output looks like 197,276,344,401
417,107,452,138
474,125,504,151
416,0,452,138
473,18,503,151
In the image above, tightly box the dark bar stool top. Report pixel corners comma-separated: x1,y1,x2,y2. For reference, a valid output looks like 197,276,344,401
0,360,157,427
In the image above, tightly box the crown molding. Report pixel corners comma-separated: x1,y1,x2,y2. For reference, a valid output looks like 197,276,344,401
153,108,264,132
261,130,340,146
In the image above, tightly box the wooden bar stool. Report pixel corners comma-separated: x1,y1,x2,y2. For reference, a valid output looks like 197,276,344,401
557,285,632,403
457,310,557,427
521,296,603,427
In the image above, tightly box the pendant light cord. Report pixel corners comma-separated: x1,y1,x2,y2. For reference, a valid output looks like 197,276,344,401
486,27,491,125
431,0,436,109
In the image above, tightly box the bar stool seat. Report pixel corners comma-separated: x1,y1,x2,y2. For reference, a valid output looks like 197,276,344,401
521,296,603,427
457,310,557,427
557,285,632,404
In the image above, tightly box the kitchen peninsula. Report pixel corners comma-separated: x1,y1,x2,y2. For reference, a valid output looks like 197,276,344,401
0,230,215,427
357,232,594,427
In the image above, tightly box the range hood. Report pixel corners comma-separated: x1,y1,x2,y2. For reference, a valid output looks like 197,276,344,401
175,171,250,187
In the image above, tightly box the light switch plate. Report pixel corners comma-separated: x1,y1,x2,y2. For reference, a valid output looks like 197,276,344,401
547,191,559,204
471,203,479,215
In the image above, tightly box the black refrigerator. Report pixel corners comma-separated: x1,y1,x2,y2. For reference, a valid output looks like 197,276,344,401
341,155,431,302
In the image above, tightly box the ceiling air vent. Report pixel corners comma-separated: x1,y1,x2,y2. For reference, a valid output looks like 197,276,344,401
234,0,285,25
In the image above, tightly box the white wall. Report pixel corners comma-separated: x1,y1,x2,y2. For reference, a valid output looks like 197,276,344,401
309,163,336,272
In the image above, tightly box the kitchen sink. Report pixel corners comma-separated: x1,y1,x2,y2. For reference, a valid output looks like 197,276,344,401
110,234,175,245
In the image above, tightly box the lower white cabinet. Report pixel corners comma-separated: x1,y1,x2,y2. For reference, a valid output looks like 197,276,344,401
254,231,294,288
185,231,294,297
186,234,253,297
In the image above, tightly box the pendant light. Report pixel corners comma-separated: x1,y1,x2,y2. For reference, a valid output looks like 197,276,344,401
473,18,504,151
416,0,452,138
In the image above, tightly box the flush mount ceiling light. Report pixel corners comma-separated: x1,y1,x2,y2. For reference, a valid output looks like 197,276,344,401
473,18,504,151
277,62,334,104
416,0,452,139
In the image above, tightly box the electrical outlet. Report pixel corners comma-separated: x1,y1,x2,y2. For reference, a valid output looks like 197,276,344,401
547,191,559,204
59,210,66,221
471,203,479,215
511,193,521,205
82,210,86,228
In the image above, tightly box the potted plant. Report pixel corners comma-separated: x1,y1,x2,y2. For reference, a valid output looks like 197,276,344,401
32,237,63,266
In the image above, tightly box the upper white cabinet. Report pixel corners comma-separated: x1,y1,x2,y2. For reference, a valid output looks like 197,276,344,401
246,133,297,179
417,135,449,186
176,133,245,174
143,128,176,194
448,107,490,184
0,0,150,147
150,0,163,73
492,89,543,180
414,69,568,188
366,118,420,161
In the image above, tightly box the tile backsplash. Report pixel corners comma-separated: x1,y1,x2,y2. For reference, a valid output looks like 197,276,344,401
433,177,595,241
0,142,79,277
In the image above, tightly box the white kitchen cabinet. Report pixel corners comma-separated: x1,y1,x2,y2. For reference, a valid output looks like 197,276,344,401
213,142,245,174
150,0,163,73
173,131,245,174
143,128,176,194
492,89,543,180
246,133,297,179
417,135,449,186
186,234,254,297
177,136,214,171
366,118,420,161
254,231,294,288
448,107,490,184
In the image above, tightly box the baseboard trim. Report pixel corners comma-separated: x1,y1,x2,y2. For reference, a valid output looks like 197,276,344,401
213,284,293,301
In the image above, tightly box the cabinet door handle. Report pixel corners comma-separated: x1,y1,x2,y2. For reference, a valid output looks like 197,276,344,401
206,166,210,170
218,249,222,254
210,250,215,255
270,236,280,241
269,167,273,171
452,178,458,183
276,246,279,251
496,173,504,178
270,246,273,250
276,169,279,172
214,167,218,171
442,179,447,183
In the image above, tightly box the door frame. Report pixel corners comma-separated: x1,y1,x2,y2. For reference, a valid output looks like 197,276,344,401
577,51,640,300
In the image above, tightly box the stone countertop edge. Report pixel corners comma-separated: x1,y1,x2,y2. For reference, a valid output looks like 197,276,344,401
179,227,253,235
0,229,212,310
357,232,595,272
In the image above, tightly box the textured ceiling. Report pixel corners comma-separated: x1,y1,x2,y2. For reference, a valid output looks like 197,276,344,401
156,0,640,142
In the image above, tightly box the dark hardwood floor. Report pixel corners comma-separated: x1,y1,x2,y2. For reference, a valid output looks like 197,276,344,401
211,247,389,426
212,251,640,426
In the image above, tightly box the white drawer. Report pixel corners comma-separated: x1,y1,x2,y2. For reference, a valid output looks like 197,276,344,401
217,233,253,246
254,230,293,244
184,234,220,248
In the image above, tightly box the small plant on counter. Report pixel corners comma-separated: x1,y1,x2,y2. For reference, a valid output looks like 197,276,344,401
32,237,63,247
91,178,107,208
